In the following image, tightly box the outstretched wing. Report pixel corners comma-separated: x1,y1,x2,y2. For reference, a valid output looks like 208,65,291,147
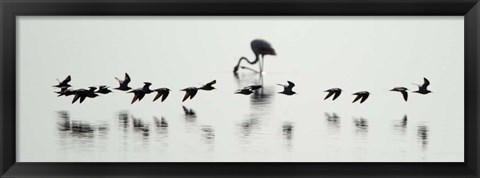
137,92,146,101
422,77,430,88
324,91,334,100
286,81,295,90
206,80,216,86
131,92,144,104
153,92,162,102
182,92,190,102
124,73,131,84
189,89,198,99
352,94,362,103
401,91,408,101
62,75,71,84
161,91,169,102
360,94,369,103
72,94,81,104
79,95,87,103
332,90,341,100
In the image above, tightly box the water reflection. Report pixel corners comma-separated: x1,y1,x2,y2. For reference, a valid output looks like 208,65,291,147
57,111,71,131
182,106,197,122
417,125,429,149
353,117,368,136
393,115,408,135
282,121,294,151
325,112,340,131
118,111,130,129
234,72,275,148
237,116,260,137
201,125,215,142
131,115,150,139
55,109,441,162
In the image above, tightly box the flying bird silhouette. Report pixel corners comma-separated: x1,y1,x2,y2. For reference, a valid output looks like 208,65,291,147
71,87,99,104
180,87,199,102
96,85,112,94
390,87,408,101
324,88,342,101
352,91,370,103
128,82,154,104
53,75,72,88
278,81,296,95
198,80,216,91
152,88,170,102
55,87,74,97
233,39,276,74
114,73,132,91
235,85,263,95
235,88,254,95
413,77,432,94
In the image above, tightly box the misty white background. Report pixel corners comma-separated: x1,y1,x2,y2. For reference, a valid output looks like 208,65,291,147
17,16,463,162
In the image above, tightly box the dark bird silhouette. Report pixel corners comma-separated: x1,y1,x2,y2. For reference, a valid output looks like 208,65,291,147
72,87,99,104
96,85,112,94
278,81,296,95
53,75,72,88
324,88,342,101
235,85,263,95
413,77,432,94
55,87,74,97
180,87,198,102
198,80,216,91
352,91,370,103
235,88,254,95
390,87,408,101
182,106,196,115
152,88,170,102
233,39,276,74
128,82,154,104
114,73,132,91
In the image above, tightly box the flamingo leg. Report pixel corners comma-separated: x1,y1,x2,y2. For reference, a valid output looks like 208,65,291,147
260,56,265,74
258,57,263,74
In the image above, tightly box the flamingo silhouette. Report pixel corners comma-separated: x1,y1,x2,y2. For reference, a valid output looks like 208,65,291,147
233,39,276,74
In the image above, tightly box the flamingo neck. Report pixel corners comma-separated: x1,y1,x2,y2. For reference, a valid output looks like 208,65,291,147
236,55,259,67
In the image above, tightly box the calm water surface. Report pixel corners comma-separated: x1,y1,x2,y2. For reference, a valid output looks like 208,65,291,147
47,71,460,162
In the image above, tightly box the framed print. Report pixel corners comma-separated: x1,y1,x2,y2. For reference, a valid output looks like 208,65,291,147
1,0,479,177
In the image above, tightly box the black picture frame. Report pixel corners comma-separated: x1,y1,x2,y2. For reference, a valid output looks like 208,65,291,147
1,0,479,177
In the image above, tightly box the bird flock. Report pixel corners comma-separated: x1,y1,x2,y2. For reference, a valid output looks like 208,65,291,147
53,39,432,104
53,73,432,104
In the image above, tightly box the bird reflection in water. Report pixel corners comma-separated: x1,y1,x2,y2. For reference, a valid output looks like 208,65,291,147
182,106,197,122
153,116,169,150
57,111,71,131
353,117,368,135
235,72,275,140
282,121,294,151
238,116,260,137
201,125,215,143
325,112,340,131
393,115,408,135
117,111,130,129
417,125,429,149
131,115,150,139
97,121,109,139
